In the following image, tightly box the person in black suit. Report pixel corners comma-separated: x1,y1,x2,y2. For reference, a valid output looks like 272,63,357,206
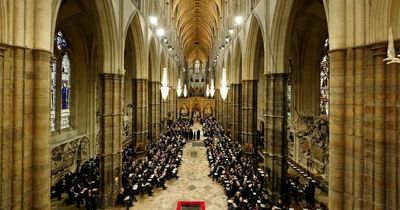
305,181,315,207
197,129,200,140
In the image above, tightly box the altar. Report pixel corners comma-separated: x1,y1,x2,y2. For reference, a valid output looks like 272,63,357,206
177,97,215,119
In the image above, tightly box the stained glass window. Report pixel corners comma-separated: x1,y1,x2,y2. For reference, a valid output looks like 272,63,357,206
320,39,329,115
61,53,71,129
288,58,292,119
195,60,200,73
50,58,57,131
52,30,72,131
56,31,68,50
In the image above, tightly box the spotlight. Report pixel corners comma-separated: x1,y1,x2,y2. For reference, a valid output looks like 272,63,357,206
156,28,165,37
149,16,158,25
234,16,243,25
229,29,234,35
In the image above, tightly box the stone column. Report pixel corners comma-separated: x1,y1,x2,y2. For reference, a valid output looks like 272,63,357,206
168,88,175,120
230,83,242,143
384,48,399,210
0,45,12,210
161,93,168,132
328,45,398,210
224,89,231,131
241,80,257,154
171,89,177,120
99,73,123,207
353,47,365,210
132,78,148,152
328,49,346,210
371,44,386,210
12,46,25,210
344,49,355,208
264,73,288,198
218,91,224,125
32,49,51,210
148,81,161,139
215,89,220,120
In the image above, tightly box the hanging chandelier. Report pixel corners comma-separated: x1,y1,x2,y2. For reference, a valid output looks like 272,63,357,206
177,78,182,97
383,27,400,64
210,79,215,97
160,67,170,100
206,84,210,97
220,68,229,100
183,84,188,97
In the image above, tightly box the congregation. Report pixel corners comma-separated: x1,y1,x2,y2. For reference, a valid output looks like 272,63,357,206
51,119,193,209
203,118,319,210
203,118,271,209
51,158,100,209
118,118,192,207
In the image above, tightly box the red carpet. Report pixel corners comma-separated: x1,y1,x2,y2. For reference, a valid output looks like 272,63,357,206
176,201,206,210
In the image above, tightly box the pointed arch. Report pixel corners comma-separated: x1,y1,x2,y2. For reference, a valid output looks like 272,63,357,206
270,0,329,74
92,0,119,73
51,0,118,74
160,50,167,74
370,0,400,42
148,37,159,81
232,39,242,84
125,13,147,79
225,51,232,83
245,15,264,80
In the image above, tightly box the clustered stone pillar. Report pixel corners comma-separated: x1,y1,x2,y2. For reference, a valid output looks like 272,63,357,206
241,80,257,154
265,73,288,198
353,47,365,209
99,73,123,207
12,46,25,209
214,88,220,120
224,89,231,131
0,46,52,210
148,80,161,139
215,89,223,124
161,93,168,132
168,88,175,120
172,89,177,119
328,44,400,210
132,78,148,152
0,45,11,209
31,49,51,210
382,49,399,210
371,45,386,210
230,83,242,143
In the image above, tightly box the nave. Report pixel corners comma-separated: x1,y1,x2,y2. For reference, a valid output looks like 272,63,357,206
2,0,400,209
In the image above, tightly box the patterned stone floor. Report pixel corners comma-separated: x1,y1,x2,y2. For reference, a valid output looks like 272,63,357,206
129,123,227,210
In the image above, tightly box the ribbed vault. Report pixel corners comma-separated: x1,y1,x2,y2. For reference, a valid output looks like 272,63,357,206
172,0,221,63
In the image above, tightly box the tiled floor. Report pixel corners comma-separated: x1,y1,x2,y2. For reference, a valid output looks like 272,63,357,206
130,123,227,210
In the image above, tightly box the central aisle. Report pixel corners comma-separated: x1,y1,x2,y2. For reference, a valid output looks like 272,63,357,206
130,123,227,210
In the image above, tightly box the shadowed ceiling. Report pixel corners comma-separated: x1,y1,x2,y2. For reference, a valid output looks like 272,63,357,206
172,0,221,63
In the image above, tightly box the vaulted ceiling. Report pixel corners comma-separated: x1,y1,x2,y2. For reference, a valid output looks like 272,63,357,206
172,0,221,63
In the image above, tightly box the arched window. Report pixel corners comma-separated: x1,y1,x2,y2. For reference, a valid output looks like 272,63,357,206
287,57,292,119
51,31,72,131
194,60,200,73
320,38,329,116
